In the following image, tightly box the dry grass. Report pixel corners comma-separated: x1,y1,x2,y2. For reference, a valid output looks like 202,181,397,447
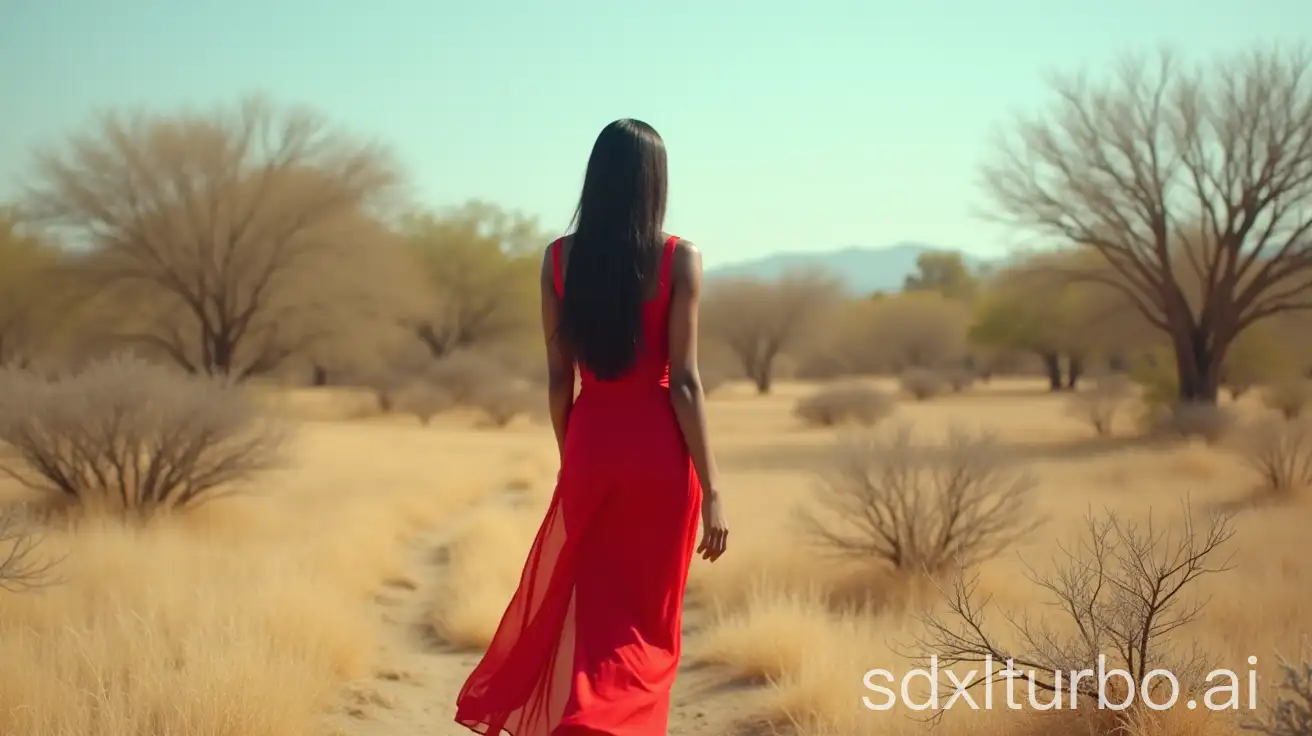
0,404,496,736
3,376,1308,735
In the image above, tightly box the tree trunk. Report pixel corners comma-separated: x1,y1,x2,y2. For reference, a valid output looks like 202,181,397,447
1173,328,1223,403
1041,352,1063,391
311,365,329,386
1065,354,1084,391
753,369,772,395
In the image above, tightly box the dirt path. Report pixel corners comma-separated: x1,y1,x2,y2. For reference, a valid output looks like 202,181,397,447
325,490,761,736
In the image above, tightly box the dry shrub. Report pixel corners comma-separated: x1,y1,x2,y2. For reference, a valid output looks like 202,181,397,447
799,424,1040,574
0,355,285,518
472,384,537,428
899,368,945,401
1245,654,1312,735
0,507,57,591
915,502,1235,722
1236,417,1312,498
430,350,509,404
942,367,976,393
1148,401,1237,444
394,382,453,425
1067,374,1134,436
793,383,895,428
1264,379,1312,420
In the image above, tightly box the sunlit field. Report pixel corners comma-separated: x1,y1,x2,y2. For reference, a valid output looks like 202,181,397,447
3,38,1311,736
3,374,1308,736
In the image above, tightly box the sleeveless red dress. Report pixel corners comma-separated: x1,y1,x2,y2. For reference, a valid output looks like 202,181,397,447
454,235,702,736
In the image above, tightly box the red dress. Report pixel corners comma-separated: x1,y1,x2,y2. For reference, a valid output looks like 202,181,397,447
454,235,702,736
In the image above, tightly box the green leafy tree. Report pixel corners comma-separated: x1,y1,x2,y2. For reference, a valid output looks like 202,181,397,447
401,200,542,360
902,250,978,302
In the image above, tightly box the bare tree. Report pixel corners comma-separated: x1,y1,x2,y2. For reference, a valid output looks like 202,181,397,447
983,47,1312,402
402,201,541,359
914,503,1235,712
20,96,414,379
799,424,1041,573
860,291,971,372
702,269,839,394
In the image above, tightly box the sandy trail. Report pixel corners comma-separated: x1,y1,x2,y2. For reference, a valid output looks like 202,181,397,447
326,488,758,736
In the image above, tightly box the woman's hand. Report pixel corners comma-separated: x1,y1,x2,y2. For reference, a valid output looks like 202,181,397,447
696,492,728,562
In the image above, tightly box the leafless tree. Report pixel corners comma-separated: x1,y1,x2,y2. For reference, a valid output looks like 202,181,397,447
799,424,1041,573
702,269,839,394
860,291,971,373
20,96,416,379
983,47,1312,402
0,354,285,518
913,503,1235,711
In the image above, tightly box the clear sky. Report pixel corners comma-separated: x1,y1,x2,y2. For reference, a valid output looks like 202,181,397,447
1,0,1307,266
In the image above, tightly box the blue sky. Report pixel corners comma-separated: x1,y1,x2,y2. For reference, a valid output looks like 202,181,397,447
0,0,1306,266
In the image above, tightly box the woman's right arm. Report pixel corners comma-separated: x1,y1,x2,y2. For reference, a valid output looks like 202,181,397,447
666,240,728,562
540,243,575,462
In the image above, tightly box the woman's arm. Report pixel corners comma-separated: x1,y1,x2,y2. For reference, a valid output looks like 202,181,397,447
666,240,728,561
540,243,575,461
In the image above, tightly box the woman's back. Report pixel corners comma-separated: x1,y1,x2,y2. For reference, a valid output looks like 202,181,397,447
551,234,677,394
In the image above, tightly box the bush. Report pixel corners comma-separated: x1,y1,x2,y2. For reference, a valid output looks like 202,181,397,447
430,350,512,404
1148,401,1237,444
915,504,1235,720
1235,417,1312,497
394,383,453,425
1066,374,1133,436
942,367,976,393
0,507,56,591
899,368,945,401
472,384,538,428
793,384,895,428
1264,379,1312,420
799,424,1040,573
1244,654,1312,735
0,355,284,517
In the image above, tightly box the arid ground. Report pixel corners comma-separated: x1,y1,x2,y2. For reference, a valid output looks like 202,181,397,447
2,376,1306,736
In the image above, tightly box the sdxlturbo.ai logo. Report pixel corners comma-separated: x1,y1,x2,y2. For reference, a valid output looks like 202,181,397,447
863,655,1259,711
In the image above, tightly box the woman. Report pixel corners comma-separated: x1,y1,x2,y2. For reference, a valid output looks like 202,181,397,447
453,118,729,736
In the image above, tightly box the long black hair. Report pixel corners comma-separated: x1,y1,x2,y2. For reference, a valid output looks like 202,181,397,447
558,118,669,380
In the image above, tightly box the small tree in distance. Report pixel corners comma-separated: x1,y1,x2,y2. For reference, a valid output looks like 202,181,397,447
702,269,839,394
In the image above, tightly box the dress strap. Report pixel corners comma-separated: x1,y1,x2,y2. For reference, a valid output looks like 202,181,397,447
550,237,565,298
658,235,677,302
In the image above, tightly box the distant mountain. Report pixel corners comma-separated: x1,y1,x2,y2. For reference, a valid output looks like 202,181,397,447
704,242,997,295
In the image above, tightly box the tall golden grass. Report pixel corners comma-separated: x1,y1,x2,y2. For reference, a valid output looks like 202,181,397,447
3,379,1308,735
